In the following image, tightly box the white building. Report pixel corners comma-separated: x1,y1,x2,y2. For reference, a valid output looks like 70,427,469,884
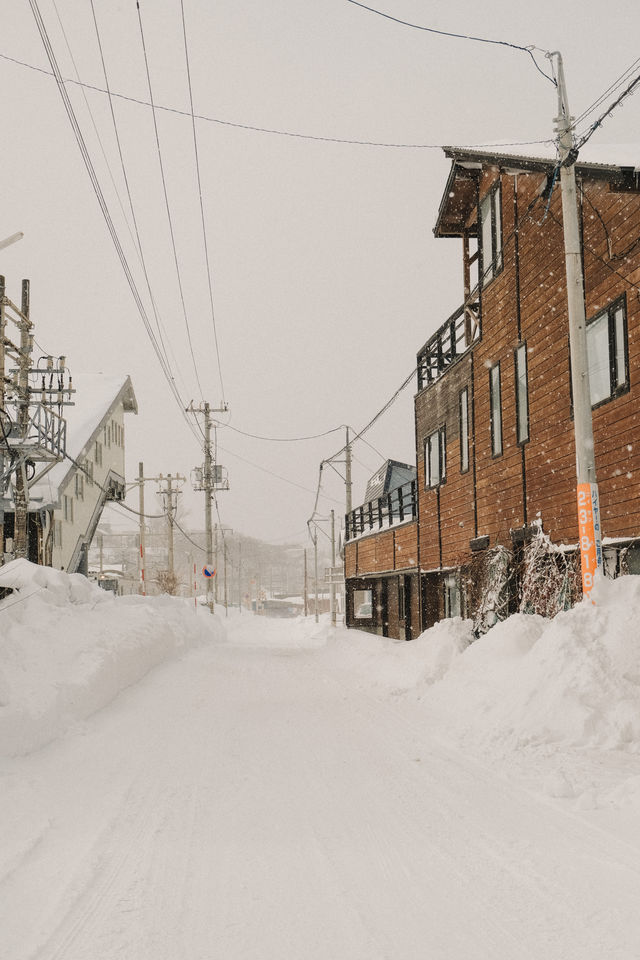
23,374,138,573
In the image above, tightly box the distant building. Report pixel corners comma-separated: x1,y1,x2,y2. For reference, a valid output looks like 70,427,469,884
4,374,137,573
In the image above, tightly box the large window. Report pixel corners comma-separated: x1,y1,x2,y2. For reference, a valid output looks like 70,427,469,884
515,343,529,444
459,388,469,473
587,298,628,407
490,363,503,457
353,589,373,620
479,183,503,287
425,426,446,488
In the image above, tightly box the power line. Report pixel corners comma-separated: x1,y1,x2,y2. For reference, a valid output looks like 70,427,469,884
222,422,346,442
88,0,183,398
27,0,203,451
0,51,555,151
135,1,205,401
344,0,556,85
574,68,640,152
571,57,640,130
180,0,226,407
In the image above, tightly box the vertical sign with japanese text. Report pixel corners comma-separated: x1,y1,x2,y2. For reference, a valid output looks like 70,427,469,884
577,482,603,597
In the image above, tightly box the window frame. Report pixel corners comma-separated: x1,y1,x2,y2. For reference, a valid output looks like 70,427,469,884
479,181,503,289
586,295,629,409
514,342,530,445
459,387,470,473
490,362,503,458
424,425,447,489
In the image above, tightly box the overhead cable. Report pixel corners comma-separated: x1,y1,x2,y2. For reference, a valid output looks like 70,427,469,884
136,1,205,401
180,0,227,407
344,0,556,85
27,0,203,450
0,52,555,150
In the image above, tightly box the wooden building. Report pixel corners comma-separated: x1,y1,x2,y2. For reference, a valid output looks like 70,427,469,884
345,146,640,639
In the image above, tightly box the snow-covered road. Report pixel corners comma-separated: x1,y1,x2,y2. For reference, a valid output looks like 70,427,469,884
2,613,640,959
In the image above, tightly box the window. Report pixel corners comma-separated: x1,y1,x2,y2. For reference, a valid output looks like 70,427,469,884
425,426,446,488
398,579,405,620
86,459,94,485
353,589,373,619
587,298,628,407
75,472,84,500
515,343,529,444
63,495,74,523
95,441,103,467
443,573,462,619
459,388,469,473
479,183,503,287
490,363,503,457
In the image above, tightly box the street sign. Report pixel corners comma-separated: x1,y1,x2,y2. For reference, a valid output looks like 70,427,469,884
202,565,217,578
324,565,344,584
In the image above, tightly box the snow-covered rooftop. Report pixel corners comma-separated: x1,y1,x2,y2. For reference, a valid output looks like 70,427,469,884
29,373,136,506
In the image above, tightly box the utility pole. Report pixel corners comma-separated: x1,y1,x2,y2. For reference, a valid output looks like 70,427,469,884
313,527,319,624
553,52,603,597
345,425,353,515
138,461,146,595
187,400,229,614
238,537,242,613
303,548,308,617
330,509,336,627
156,473,185,585
0,277,73,564
13,281,32,559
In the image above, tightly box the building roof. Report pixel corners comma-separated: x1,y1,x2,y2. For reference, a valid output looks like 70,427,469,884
364,459,416,503
29,374,137,507
434,143,640,238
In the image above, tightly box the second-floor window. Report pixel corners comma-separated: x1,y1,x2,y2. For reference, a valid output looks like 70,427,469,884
587,297,628,407
479,183,503,287
459,388,469,472
95,441,103,467
515,343,529,444
425,426,446,488
490,363,503,457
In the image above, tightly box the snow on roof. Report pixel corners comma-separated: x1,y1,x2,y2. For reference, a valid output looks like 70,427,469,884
446,142,640,172
29,373,137,506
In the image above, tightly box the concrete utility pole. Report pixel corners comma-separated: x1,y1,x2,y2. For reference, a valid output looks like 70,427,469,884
156,473,185,583
138,461,146,595
313,526,319,624
186,400,229,614
330,509,336,627
553,52,603,597
13,281,32,559
345,425,353,516
1,276,73,565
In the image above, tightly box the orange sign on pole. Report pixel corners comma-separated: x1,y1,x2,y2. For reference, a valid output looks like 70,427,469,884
577,482,603,597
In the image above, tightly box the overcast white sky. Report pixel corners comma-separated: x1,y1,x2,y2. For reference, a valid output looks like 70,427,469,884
2,0,640,544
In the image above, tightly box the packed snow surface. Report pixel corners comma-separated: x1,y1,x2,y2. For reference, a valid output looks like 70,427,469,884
1,563,640,958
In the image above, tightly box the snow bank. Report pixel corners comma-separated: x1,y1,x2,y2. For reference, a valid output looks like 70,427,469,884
337,575,640,754
0,560,222,757
424,576,640,752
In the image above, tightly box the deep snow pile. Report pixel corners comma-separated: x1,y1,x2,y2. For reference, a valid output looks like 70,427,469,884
328,574,640,754
0,559,222,757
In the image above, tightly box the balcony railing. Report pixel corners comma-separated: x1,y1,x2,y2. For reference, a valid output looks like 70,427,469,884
417,298,480,391
345,479,417,542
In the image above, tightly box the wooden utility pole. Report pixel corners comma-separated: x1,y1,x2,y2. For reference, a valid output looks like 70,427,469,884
304,548,308,617
553,52,603,597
